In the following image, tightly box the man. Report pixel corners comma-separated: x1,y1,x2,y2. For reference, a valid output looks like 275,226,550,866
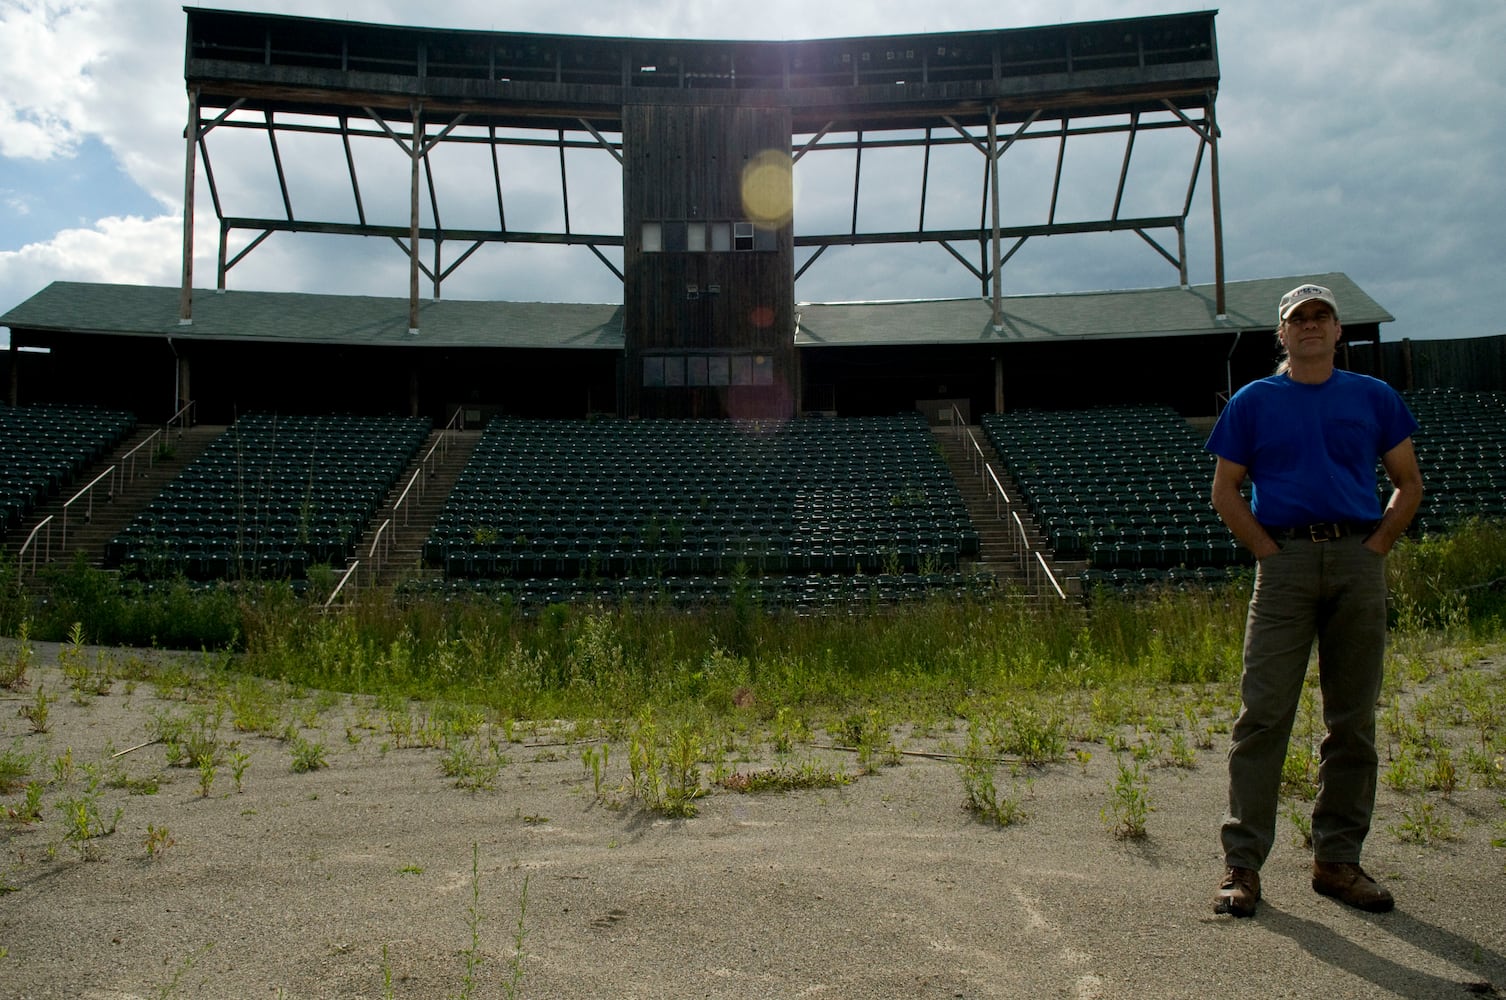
1206,282,1423,917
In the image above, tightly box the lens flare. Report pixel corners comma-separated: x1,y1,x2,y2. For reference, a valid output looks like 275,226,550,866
740,150,793,229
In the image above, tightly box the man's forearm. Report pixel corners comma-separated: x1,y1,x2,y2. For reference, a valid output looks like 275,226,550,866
1365,481,1423,554
1211,486,1280,560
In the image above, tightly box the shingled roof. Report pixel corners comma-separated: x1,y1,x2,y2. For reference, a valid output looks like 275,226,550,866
3,272,1390,350
794,273,1392,347
1,283,624,349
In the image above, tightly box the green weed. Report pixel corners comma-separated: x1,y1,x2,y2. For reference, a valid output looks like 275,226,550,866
9,781,44,825
290,737,328,773
1390,800,1454,845
581,743,610,798
628,715,705,817
441,737,508,792
956,722,1029,827
0,740,33,794
56,777,122,861
718,758,852,793
148,705,225,770
1,619,32,690
19,683,54,734
1284,802,1313,848
143,823,176,859
1103,757,1151,840
196,753,217,798
229,750,251,792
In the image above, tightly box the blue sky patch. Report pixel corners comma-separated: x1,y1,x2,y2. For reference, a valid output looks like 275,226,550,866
0,136,163,251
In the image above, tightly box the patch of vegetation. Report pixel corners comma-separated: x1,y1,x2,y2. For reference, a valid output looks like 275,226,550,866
1103,756,1152,840
956,722,1030,828
718,759,852,794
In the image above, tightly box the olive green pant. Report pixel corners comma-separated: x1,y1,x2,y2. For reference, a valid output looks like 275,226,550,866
1220,533,1389,870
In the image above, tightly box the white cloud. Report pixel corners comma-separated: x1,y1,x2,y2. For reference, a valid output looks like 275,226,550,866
0,214,181,287
0,1,108,160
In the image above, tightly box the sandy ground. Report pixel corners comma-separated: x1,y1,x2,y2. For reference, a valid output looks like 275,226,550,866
1,638,1504,1000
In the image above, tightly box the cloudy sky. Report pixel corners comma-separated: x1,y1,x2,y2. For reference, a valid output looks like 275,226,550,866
1,0,1503,349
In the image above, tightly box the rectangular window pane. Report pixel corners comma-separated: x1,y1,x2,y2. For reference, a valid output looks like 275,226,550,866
755,225,778,251
710,222,731,251
707,355,730,386
641,222,661,253
643,356,664,387
731,355,753,385
752,354,774,385
663,355,686,387
686,356,708,386
664,221,687,252
687,222,706,252
734,221,755,251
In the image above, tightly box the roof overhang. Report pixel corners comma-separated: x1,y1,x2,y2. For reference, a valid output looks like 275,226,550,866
794,273,1392,348
3,272,1390,353
2,283,623,350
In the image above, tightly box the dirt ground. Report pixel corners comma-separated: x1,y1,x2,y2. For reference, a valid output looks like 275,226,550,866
1,638,1504,1000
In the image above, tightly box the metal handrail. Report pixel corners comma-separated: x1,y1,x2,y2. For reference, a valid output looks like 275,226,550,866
1034,550,1068,601
166,399,196,437
367,519,392,584
949,404,1067,601
985,464,1013,526
118,428,162,488
392,411,463,526
17,515,53,576
324,560,360,610
61,465,118,548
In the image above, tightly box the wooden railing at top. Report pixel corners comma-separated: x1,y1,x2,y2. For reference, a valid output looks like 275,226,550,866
948,405,1067,601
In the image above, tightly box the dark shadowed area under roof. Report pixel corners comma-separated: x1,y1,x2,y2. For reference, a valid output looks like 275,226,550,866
795,273,1392,347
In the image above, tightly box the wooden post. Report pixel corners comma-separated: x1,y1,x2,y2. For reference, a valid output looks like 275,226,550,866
409,103,422,334
1207,94,1226,316
989,106,1002,328
180,87,199,324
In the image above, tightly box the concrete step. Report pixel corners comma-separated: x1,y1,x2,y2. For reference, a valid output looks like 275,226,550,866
933,423,1070,597
364,428,482,590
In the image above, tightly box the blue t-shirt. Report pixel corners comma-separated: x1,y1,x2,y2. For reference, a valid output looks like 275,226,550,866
1206,369,1418,527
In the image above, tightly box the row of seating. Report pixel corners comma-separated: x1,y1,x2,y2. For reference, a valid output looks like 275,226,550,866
0,404,135,535
1404,390,1506,536
107,413,431,581
426,415,977,579
398,570,999,611
983,406,1232,568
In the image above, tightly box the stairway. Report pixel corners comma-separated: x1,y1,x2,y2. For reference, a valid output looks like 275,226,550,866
363,428,481,591
932,423,1074,597
5,424,223,572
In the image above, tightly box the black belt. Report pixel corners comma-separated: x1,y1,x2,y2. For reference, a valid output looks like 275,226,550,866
1264,521,1377,543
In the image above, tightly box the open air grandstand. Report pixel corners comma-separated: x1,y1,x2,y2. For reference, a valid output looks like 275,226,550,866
2,9,1504,609
4,390,1506,609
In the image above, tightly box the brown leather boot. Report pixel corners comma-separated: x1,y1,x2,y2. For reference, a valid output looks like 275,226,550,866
1214,865,1260,917
1312,861,1394,912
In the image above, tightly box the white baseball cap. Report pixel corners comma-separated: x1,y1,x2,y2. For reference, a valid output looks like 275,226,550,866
1278,283,1339,322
